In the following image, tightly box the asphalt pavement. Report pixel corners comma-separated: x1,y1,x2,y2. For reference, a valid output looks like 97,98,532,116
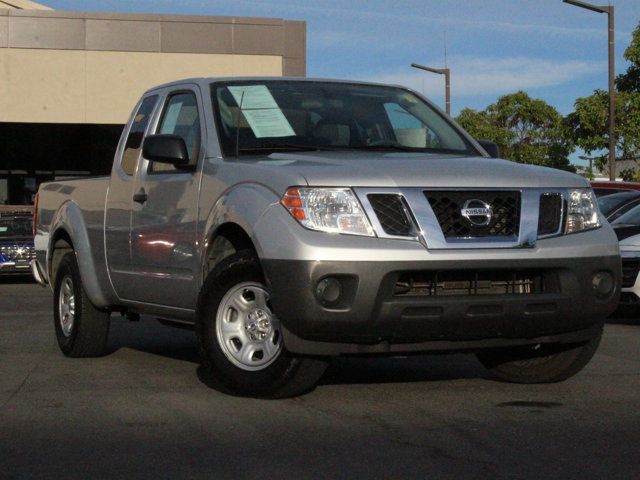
1,279,639,479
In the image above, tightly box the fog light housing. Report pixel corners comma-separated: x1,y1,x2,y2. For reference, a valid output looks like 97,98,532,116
592,271,614,298
315,277,342,306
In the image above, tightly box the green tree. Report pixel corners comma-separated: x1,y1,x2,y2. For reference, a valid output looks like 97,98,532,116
570,20,640,177
456,107,515,153
456,91,575,172
616,23,640,93
567,90,640,174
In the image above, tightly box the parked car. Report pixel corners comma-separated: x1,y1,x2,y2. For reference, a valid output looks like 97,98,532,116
591,180,640,197
32,77,621,398
610,205,640,310
596,190,640,222
0,211,36,275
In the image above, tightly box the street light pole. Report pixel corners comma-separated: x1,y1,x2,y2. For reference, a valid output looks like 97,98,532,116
410,63,451,115
608,5,616,181
563,0,616,181
579,155,595,179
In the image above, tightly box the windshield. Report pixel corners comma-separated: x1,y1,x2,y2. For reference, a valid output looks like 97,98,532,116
597,191,640,216
612,203,640,226
0,217,32,238
211,80,478,157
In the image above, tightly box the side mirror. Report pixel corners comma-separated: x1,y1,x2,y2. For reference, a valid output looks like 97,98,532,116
477,140,501,159
143,134,191,168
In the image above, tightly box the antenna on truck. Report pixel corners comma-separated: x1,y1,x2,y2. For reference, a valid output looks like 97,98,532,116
235,91,245,159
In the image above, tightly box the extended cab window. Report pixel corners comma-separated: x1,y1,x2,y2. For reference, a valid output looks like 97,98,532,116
121,95,158,176
151,92,201,173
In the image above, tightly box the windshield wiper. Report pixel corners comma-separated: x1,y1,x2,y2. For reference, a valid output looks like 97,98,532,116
352,144,470,155
350,143,425,152
238,144,339,153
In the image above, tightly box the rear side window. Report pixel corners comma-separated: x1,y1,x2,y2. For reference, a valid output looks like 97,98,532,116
121,95,158,176
151,92,201,173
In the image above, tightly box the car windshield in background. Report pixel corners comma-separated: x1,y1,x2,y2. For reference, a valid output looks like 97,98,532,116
597,191,640,217
611,203,640,226
0,217,32,238
211,81,478,157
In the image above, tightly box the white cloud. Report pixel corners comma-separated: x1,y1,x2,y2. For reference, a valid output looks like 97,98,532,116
216,1,630,40
357,56,606,98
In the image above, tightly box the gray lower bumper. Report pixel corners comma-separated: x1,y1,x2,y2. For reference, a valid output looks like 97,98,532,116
262,255,621,355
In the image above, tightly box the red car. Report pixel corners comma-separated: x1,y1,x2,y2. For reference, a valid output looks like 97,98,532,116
591,181,640,197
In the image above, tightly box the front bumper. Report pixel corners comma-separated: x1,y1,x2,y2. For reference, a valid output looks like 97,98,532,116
0,259,32,275
262,255,620,355
619,250,640,306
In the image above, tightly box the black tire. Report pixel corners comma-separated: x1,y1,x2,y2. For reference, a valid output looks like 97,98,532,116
53,251,110,357
476,329,603,384
196,250,327,398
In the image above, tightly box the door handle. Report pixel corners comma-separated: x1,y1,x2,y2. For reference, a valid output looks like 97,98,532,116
133,188,147,204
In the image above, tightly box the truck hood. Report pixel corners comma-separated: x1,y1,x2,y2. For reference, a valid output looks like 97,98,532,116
244,151,588,189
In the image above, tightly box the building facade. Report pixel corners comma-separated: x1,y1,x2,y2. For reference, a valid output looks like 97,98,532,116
0,2,306,204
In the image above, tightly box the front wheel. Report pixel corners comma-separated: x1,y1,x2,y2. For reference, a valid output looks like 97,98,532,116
196,250,327,398
476,329,603,384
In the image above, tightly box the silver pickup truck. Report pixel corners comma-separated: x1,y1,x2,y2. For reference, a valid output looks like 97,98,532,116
32,77,621,398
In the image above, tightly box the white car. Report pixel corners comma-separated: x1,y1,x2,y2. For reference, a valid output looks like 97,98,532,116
610,206,640,309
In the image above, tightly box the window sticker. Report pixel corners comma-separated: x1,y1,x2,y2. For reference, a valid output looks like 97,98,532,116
227,85,295,138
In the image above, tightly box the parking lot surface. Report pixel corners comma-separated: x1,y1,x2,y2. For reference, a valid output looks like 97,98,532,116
1,280,639,479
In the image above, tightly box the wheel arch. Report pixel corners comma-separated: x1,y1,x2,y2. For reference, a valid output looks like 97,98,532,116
202,222,258,282
47,201,115,308
200,183,278,286
49,227,74,288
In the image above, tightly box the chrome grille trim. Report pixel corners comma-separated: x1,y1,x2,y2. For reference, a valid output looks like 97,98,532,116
355,187,569,250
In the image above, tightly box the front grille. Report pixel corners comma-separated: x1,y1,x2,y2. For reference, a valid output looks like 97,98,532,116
622,258,640,288
0,244,35,262
394,269,556,297
425,191,520,238
538,193,563,236
367,194,413,236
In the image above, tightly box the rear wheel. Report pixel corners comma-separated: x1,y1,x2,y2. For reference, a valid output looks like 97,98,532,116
53,251,110,357
196,250,327,398
476,329,602,384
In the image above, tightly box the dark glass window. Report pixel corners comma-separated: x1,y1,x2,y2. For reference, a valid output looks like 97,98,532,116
151,92,201,173
0,217,32,237
121,95,158,175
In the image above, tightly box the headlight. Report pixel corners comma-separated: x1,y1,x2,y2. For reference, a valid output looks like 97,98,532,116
281,187,375,236
565,189,601,234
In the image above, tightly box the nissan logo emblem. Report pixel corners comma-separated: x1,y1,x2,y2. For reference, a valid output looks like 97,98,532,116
461,199,493,227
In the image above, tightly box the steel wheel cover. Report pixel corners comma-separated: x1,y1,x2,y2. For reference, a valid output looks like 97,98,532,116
58,275,76,337
215,281,282,371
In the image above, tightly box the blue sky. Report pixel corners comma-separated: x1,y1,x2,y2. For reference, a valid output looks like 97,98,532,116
45,0,640,164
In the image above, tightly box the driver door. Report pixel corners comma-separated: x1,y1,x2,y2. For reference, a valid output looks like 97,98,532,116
126,87,204,308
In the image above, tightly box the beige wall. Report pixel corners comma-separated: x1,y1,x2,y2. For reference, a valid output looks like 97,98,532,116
0,48,282,124
0,9,305,124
